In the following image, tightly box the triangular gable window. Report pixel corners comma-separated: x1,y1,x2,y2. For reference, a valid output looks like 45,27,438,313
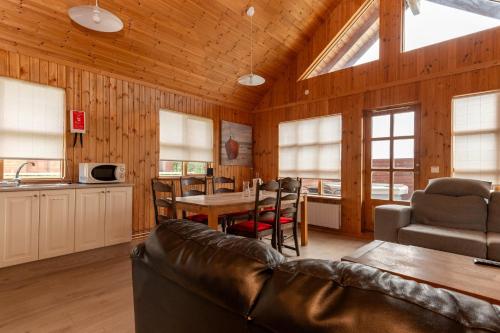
404,0,500,52
301,0,380,80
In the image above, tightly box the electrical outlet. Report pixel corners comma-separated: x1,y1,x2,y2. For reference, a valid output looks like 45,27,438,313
431,166,440,174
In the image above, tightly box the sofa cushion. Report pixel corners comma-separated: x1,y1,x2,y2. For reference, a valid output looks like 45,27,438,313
398,224,487,258
250,260,500,333
487,232,500,262
141,219,286,317
488,192,500,233
411,190,487,231
425,177,492,199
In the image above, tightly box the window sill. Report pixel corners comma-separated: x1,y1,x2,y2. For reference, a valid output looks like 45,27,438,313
306,194,341,204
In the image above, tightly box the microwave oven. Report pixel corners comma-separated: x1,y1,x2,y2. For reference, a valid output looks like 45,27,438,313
79,163,126,183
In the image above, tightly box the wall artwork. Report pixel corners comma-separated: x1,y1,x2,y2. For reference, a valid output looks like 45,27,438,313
221,120,252,166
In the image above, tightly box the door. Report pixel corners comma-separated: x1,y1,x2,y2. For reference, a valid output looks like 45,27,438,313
0,191,40,267
364,106,420,231
75,188,106,252
105,187,132,246
39,189,76,259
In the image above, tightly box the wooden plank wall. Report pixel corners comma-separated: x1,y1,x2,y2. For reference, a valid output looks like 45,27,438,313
0,49,253,235
253,0,500,235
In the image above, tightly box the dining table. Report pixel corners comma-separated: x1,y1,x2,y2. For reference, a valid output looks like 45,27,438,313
176,191,309,246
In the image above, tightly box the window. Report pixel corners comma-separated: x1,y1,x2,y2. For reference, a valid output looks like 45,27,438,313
453,91,500,185
158,110,213,177
301,0,379,79
404,0,500,52
279,114,342,197
0,77,65,179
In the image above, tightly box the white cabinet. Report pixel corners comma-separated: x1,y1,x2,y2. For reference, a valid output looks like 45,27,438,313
39,189,76,259
75,188,106,252
0,191,40,268
104,187,132,246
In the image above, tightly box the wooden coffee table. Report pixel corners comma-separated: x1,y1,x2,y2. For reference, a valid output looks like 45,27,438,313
342,240,500,305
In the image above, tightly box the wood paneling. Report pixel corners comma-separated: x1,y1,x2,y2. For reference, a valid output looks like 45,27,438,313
0,49,253,235
0,0,341,111
253,0,500,235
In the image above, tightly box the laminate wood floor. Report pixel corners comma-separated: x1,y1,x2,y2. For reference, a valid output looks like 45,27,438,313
0,230,367,333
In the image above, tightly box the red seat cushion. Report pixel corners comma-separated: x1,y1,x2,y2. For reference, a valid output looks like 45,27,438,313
187,214,208,223
227,220,272,233
260,216,293,224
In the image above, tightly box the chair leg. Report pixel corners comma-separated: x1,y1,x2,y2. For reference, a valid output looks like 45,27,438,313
277,230,283,253
293,226,300,256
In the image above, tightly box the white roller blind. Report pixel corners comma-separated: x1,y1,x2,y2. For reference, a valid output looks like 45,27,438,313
0,77,65,160
159,109,213,162
453,91,500,184
279,114,342,179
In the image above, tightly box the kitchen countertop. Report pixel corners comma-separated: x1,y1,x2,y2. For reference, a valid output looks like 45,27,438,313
0,182,134,192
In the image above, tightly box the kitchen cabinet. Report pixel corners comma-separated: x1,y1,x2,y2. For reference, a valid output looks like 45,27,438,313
74,188,106,252
39,189,76,259
104,187,132,246
0,191,40,267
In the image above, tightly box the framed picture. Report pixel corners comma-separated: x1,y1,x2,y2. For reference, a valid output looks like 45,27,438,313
220,120,252,166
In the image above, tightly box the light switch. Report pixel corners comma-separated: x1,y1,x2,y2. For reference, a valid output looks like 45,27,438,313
431,166,440,174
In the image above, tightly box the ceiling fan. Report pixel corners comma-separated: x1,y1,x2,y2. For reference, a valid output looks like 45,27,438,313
68,0,123,33
238,6,266,87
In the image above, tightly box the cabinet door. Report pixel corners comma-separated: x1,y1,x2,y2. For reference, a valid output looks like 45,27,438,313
105,187,132,246
0,191,40,268
39,189,76,259
75,188,106,252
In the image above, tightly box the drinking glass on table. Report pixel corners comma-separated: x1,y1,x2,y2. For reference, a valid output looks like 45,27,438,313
242,181,251,197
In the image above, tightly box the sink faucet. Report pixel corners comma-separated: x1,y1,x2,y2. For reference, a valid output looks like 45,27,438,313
14,162,35,185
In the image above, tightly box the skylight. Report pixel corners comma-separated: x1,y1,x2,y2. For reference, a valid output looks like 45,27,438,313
404,0,500,52
301,0,380,79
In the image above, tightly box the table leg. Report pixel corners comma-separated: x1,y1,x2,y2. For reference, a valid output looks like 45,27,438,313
176,208,184,220
300,196,308,246
207,209,219,230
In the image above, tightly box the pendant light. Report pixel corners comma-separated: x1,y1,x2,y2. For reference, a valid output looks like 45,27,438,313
68,0,123,33
238,6,266,86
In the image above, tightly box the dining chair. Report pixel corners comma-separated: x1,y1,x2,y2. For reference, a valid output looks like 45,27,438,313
276,177,302,256
151,179,177,225
212,176,236,193
180,176,227,231
226,180,281,248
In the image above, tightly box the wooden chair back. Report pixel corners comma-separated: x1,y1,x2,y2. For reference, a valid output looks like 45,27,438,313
251,180,281,236
180,176,207,197
151,179,177,225
213,176,236,194
279,177,302,223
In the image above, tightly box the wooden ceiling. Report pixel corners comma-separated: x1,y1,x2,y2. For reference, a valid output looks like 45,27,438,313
0,0,340,110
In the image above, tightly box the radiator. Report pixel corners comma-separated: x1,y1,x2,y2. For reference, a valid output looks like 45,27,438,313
306,202,341,229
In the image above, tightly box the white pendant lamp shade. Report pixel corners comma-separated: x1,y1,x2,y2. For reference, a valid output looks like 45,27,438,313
69,1,123,33
238,6,265,86
238,73,265,86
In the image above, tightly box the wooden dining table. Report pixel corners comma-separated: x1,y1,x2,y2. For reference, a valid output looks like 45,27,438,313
176,191,309,246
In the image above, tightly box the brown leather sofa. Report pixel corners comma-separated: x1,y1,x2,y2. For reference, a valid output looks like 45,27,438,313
131,220,500,333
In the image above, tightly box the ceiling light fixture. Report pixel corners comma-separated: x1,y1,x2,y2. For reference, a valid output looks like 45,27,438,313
238,6,265,86
68,0,123,33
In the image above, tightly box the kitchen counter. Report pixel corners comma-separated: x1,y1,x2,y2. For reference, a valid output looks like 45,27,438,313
0,182,134,192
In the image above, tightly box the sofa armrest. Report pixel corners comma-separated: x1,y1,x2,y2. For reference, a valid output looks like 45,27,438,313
374,205,412,243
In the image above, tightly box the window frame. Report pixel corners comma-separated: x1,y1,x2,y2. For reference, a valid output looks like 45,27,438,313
158,160,210,178
278,114,343,198
451,90,500,186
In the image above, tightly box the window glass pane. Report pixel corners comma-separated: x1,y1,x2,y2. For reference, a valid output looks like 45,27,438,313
159,161,182,177
371,171,390,200
393,171,414,201
393,112,414,137
372,115,390,138
301,179,320,195
187,162,207,175
3,159,63,179
321,179,341,197
372,140,390,169
393,139,414,169
404,0,500,52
